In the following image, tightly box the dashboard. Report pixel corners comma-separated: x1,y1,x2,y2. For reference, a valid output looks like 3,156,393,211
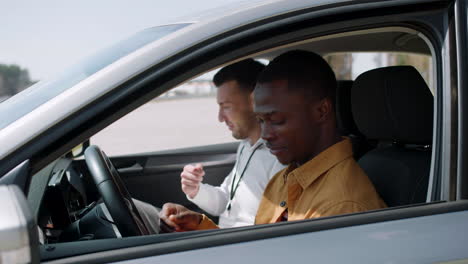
31,158,116,243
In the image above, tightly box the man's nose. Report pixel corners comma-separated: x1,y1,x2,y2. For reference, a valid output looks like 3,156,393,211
218,109,225,122
261,124,275,141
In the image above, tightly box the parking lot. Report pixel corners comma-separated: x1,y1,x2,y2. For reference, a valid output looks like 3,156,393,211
91,96,235,156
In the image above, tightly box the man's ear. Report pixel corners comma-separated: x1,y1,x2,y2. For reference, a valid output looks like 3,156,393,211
249,92,255,108
316,97,333,122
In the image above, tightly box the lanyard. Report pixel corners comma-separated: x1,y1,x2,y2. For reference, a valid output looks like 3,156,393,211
227,142,262,211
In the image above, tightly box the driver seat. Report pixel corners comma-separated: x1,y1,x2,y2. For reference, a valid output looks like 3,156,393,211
351,66,433,207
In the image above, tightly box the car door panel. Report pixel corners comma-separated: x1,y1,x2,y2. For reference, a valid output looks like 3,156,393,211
115,208,468,264
40,201,468,264
110,142,238,210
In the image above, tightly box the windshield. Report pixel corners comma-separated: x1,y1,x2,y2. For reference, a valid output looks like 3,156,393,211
0,23,189,130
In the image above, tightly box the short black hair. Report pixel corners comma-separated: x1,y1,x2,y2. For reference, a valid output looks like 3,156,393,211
257,50,337,103
213,59,265,93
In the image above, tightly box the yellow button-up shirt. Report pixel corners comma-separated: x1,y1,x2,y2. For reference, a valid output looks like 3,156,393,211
196,138,386,229
255,138,386,224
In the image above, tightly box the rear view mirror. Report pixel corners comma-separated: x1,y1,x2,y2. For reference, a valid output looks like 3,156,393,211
70,140,90,158
0,185,39,264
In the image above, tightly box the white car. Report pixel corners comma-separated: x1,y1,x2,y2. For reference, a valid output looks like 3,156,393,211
1,0,467,263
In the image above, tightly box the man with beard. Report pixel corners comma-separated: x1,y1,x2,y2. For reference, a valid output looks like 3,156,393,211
179,59,284,228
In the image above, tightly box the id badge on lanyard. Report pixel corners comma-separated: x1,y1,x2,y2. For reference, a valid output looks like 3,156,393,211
226,143,261,211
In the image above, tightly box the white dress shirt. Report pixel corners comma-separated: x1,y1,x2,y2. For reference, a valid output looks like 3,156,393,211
188,138,285,228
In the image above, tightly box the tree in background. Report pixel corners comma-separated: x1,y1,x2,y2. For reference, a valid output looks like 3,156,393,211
0,64,35,98
387,53,432,88
325,53,353,80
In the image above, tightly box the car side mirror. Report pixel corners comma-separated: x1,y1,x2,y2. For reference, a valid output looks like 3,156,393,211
70,140,90,158
0,185,40,264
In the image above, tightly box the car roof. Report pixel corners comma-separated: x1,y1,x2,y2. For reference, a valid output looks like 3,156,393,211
169,0,349,24
169,0,432,58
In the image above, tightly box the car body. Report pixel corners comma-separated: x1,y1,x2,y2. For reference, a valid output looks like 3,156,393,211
0,0,467,263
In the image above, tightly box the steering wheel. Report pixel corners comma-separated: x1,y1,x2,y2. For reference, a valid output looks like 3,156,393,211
84,145,149,237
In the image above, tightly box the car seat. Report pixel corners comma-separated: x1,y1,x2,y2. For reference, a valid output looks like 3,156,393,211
335,80,374,159
351,66,433,207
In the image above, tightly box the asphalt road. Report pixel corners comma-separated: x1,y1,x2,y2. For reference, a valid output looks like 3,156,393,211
91,97,235,156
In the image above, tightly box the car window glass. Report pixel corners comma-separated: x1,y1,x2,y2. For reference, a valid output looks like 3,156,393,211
0,23,190,130
91,69,234,156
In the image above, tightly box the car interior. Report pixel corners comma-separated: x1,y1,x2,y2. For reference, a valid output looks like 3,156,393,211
6,24,439,260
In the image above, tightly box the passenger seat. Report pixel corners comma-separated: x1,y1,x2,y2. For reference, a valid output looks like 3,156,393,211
351,66,433,207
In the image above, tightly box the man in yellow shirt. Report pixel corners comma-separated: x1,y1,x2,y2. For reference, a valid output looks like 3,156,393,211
159,50,386,232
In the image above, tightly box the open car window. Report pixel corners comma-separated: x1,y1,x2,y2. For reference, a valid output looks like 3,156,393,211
90,69,234,156
30,24,438,245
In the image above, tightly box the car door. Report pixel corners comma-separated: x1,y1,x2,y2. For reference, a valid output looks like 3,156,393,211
49,0,468,262
2,0,467,263
111,202,468,264
109,142,237,211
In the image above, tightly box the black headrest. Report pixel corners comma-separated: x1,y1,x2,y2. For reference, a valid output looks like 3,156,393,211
351,66,433,144
336,80,361,136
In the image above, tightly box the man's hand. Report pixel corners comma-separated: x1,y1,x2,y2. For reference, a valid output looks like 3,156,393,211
180,163,205,199
159,203,202,232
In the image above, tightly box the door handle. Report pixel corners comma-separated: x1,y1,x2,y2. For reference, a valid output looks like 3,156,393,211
117,163,144,174
144,155,236,173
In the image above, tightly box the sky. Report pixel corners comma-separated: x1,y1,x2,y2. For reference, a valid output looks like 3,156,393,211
0,0,242,81
0,0,383,83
